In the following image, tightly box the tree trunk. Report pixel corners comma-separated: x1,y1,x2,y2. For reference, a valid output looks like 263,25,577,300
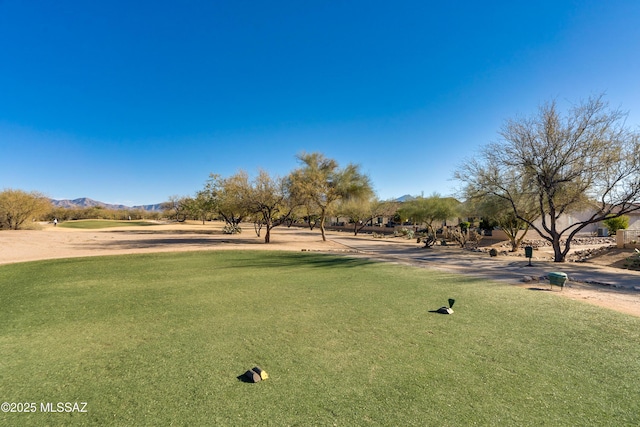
552,236,565,262
264,226,271,243
319,212,327,241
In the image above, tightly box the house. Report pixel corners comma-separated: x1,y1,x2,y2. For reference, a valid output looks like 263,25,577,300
529,204,640,235
477,202,640,245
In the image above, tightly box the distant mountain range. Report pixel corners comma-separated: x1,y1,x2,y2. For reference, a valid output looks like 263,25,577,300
49,197,164,212
49,194,417,213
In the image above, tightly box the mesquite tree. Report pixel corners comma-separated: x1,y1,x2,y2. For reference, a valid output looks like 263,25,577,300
456,95,640,262
243,169,296,243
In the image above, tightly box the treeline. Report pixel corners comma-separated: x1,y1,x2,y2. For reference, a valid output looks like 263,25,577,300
46,206,163,222
166,152,381,243
165,152,472,245
6,91,638,262
165,94,640,259
0,189,165,230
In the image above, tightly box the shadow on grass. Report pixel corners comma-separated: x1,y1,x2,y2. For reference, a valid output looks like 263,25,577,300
78,237,258,250
223,253,378,269
72,240,378,269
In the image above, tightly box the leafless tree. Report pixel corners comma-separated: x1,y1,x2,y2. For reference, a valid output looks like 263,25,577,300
456,94,640,262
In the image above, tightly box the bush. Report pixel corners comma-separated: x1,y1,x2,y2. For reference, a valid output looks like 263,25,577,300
624,249,640,270
0,189,51,230
603,215,629,235
450,227,483,248
223,224,242,234
394,227,414,239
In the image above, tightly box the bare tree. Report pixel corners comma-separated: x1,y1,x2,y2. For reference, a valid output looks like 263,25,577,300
456,94,640,262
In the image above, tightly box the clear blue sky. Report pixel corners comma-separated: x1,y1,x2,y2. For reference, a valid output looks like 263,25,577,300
1,1,639,206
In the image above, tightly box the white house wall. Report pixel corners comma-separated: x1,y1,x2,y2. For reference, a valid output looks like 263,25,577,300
531,209,640,234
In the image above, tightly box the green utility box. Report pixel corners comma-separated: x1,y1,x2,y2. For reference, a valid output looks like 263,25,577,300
548,272,568,289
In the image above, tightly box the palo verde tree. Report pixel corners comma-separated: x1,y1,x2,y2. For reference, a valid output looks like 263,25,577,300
0,189,51,230
456,94,640,262
337,197,399,236
397,194,459,246
290,152,373,241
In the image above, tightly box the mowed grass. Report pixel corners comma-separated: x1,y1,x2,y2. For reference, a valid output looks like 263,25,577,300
58,219,159,229
1,251,639,426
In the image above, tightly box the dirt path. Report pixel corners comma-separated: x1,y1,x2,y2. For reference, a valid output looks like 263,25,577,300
1,222,639,317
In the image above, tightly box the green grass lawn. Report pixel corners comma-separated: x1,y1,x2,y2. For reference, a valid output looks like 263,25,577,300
58,219,159,229
1,251,639,426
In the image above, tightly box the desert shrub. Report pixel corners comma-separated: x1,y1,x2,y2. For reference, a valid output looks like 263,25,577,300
603,215,629,235
419,234,437,248
0,189,51,230
394,227,414,239
624,249,640,270
223,224,242,234
450,227,483,248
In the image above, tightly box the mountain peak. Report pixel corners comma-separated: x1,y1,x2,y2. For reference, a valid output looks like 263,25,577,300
49,198,164,212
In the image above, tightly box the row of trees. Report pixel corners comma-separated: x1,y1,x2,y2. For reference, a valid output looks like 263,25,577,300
169,152,397,243
0,189,164,230
168,95,639,261
47,206,163,222
4,95,638,262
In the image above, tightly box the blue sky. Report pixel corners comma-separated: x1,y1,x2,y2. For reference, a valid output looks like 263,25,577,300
1,1,639,206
